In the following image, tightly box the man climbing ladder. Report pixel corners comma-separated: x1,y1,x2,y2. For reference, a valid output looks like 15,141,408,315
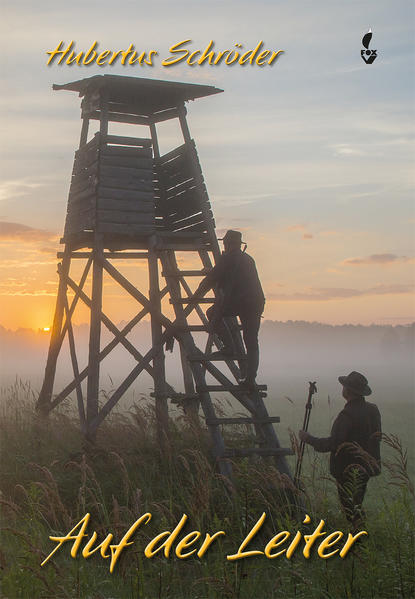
191,230,265,391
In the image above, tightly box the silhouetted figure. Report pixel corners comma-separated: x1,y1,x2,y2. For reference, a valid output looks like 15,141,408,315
299,371,381,527
192,230,265,390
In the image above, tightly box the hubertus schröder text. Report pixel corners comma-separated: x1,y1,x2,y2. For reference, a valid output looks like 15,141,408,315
46,40,284,67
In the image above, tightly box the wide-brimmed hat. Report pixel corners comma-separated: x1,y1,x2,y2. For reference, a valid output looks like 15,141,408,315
218,230,243,245
338,371,372,396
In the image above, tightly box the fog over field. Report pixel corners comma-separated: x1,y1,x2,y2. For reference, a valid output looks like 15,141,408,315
1,320,413,392
1,319,414,471
1,320,413,402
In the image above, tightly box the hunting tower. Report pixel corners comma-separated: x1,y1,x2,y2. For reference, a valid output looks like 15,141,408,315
37,75,293,480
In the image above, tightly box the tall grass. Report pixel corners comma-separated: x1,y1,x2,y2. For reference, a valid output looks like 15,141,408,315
0,380,414,599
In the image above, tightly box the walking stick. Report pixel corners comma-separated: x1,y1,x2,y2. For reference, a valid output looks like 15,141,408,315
294,381,317,488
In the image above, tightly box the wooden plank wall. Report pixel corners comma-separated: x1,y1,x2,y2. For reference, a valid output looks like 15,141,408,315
97,135,154,235
154,140,215,234
64,133,156,237
64,134,99,237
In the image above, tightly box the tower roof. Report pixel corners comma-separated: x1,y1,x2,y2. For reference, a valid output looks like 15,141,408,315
53,75,223,113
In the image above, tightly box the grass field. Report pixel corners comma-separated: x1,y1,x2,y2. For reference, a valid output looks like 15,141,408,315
0,380,414,599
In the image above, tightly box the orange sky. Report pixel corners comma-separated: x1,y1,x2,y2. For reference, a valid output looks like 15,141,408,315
1,2,414,331
0,226,413,331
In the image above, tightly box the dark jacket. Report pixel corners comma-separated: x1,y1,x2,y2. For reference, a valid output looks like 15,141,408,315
196,249,265,316
308,398,381,480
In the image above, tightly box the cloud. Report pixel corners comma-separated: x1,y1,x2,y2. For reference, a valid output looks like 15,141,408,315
343,254,411,266
269,284,415,302
37,245,59,255
332,144,366,157
287,227,340,239
286,224,306,232
286,224,314,239
0,222,56,242
0,180,46,202
0,259,57,268
213,193,276,207
0,290,56,296
320,230,341,237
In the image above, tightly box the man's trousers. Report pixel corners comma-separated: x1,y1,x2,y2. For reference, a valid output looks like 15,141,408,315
337,467,370,527
206,304,262,383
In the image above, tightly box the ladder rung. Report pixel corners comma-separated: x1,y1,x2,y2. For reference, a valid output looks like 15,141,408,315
162,270,209,277
223,447,294,458
206,417,280,425
197,384,267,393
170,298,215,304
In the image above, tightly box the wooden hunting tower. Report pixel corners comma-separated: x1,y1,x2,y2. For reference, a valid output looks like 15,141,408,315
37,75,293,480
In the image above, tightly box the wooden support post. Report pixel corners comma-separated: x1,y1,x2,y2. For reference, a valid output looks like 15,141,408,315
148,242,169,446
99,93,109,137
166,252,199,423
85,95,108,441
149,121,159,158
150,121,172,439
37,248,71,414
64,295,86,432
86,236,103,440
177,104,191,144
79,117,89,147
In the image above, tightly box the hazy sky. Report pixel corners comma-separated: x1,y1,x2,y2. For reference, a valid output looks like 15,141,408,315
0,0,414,329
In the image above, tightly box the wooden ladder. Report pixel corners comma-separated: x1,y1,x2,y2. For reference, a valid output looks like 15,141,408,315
159,247,294,480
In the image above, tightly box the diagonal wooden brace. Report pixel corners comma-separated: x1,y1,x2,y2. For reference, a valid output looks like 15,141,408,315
58,257,92,351
90,298,208,433
65,274,151,363
48,287,173,410
63,294,86,430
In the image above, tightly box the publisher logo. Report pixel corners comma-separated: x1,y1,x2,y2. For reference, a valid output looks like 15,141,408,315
361,29,377,64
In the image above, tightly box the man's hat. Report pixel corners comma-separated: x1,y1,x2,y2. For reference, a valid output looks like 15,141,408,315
218,230,243,244
338,371,372,396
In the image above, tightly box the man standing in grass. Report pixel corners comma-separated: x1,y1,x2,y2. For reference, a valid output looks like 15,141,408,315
299,371,382,527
